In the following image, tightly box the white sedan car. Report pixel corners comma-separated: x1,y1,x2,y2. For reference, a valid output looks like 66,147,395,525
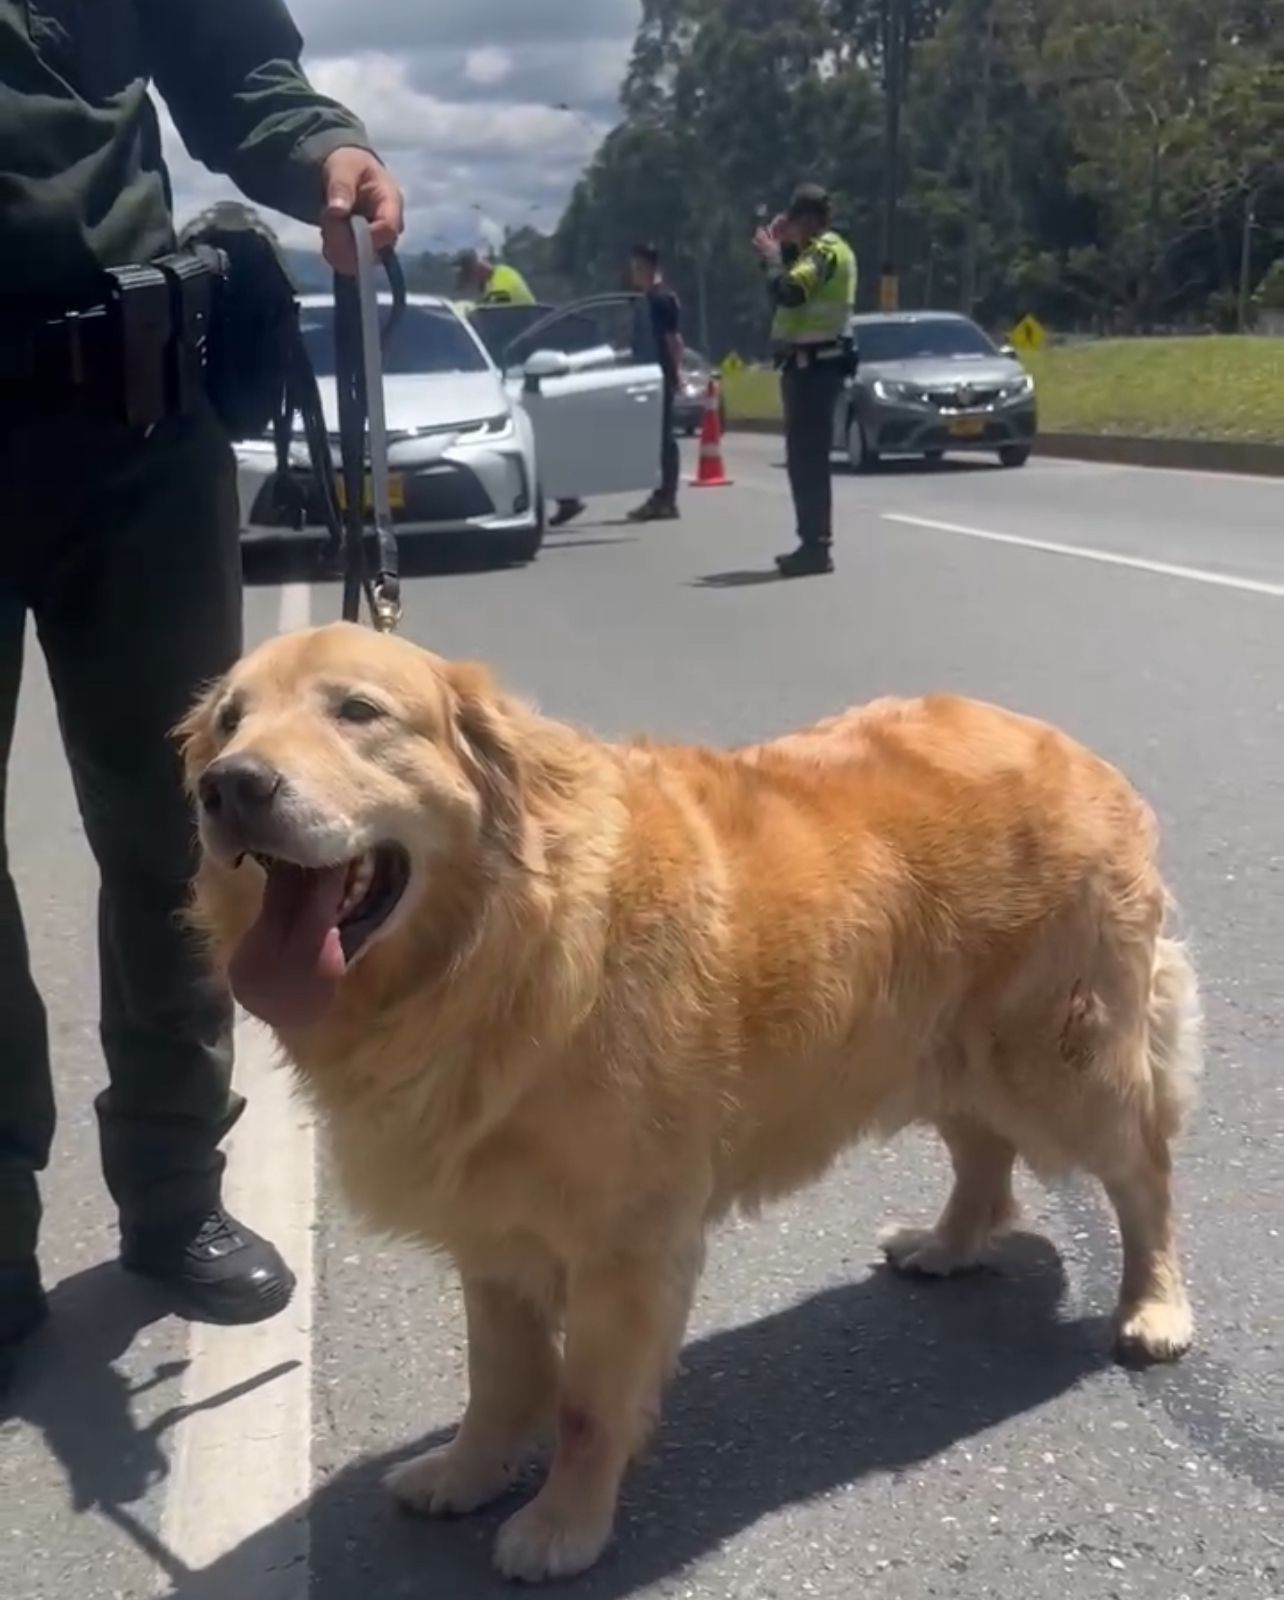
234,292,665,565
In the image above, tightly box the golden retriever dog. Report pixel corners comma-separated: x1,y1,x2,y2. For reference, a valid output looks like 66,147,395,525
178,621,1199,1582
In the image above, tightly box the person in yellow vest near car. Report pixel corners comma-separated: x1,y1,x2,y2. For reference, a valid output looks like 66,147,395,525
752,183,857,577
454,248,587,526
453,248,535,306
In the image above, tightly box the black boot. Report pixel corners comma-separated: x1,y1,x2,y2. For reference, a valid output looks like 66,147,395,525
549,498,585,528
775,543,834,577
626,494,680,523
121,1209,295,1326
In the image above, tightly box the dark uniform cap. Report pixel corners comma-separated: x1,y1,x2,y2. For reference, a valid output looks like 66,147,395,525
785,183,831,222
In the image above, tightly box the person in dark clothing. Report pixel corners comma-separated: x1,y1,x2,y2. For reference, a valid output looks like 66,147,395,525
625,243,683,522
0,0,403,1383
752,184,858,576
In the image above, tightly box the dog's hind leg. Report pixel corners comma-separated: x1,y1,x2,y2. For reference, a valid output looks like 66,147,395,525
881,1115,1019,1276
1096,937,1200,1364
1100,1131,1192,1364
386,1273,561,1518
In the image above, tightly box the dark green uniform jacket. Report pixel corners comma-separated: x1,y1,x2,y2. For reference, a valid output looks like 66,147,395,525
0,0,373,299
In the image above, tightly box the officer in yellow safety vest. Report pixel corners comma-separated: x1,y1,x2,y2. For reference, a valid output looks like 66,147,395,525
453,249,536,306
752,183,857,577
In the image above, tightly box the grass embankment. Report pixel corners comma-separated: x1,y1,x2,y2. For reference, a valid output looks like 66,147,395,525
721,336,1284,444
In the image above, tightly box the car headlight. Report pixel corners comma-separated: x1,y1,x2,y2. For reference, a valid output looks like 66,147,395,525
453,412,514,441
1000,374,1035,401
872,378,925,403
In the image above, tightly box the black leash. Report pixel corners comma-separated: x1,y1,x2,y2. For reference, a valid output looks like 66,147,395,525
272,217,405,632
333,218,405,630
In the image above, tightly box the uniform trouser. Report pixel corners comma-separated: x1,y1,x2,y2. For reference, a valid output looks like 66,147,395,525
780,358,845,548
0,400,244,1262
658,381,679,505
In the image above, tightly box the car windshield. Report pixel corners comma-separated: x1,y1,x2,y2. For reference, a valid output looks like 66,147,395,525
299,304,489,377
855,318,997,362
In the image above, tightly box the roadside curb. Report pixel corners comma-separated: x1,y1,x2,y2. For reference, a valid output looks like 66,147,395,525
727,418,1284,478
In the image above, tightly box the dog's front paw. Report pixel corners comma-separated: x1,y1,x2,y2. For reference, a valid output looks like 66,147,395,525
385,1442,517,1518
878,1224,985,1277
1115,1296,1194,1365
493,1494,613,1583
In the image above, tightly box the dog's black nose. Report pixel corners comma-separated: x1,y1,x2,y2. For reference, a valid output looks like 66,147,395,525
199,755,283,817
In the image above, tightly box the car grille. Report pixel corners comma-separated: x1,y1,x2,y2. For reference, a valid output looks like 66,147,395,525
401,464,495,521
250,464,495,528
924,385,1002,410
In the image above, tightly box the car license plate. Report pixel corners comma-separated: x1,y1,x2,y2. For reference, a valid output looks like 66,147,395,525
947,416,986,438
336,473,406,512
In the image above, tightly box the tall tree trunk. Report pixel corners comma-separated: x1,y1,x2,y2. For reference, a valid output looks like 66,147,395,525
1237,187,1257,332
879,0,905,310
960,0,994,314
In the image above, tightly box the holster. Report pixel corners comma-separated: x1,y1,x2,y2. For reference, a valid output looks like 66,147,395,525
176,225,301,442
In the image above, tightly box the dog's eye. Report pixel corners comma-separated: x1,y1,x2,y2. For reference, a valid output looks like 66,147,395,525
216,698,242,737
336,695,386,725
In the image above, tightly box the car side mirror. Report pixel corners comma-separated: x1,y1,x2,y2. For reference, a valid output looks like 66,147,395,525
999,343,1017,359
521,350,566,380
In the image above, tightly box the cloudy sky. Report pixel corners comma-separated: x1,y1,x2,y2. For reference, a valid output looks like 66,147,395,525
160,0,642,253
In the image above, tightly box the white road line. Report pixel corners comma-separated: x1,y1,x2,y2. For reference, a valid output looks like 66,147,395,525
277,582,312,634
159,584,316,1597
882,512,1284,599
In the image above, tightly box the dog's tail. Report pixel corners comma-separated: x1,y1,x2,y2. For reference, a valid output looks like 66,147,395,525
1146,930,1203,1141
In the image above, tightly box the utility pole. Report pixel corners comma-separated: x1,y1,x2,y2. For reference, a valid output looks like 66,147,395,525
879,0,905,311
960,0,994,315
1237,185,1258,332
924,240,940,307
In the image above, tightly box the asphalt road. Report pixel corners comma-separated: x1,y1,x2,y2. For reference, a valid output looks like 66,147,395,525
2,440,1281,1600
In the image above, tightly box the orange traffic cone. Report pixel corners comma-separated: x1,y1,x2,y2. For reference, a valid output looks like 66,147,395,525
690,376,732,488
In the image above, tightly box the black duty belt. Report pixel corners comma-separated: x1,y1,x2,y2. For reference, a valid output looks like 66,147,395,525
777,342,846,370
0,254,218,429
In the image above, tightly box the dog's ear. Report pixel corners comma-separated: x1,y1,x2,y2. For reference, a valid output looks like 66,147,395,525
171,676,227,795
447,661,527,862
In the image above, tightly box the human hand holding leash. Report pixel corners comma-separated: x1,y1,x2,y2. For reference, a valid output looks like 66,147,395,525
320,147,405,274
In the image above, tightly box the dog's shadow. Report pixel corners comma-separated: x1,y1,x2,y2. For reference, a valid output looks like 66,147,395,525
162,1232,1106,1599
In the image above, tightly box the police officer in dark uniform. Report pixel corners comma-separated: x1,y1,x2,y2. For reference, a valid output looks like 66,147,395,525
753,184,858,577
0,0,403,1380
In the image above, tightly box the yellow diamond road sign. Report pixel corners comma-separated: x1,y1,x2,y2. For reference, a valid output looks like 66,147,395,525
1009,313,1047,353
720,352,745,376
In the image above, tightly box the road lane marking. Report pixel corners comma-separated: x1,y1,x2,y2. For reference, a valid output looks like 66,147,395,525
159,584,316,1597
277,582,311,633
882,513,1284,598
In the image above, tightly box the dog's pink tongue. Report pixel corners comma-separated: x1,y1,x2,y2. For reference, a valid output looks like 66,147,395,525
229,863,348,1030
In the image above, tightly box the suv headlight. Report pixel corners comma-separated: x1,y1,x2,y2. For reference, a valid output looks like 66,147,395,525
1000,374,1035,401
872,378,925,403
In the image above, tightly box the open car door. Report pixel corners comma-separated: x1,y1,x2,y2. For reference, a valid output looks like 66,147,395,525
498,295,663,503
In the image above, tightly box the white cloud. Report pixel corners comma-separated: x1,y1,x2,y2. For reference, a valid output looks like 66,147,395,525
464,47,513,89
160,0,641,253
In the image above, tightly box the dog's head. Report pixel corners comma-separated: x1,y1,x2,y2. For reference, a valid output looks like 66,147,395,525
177,623,528,1033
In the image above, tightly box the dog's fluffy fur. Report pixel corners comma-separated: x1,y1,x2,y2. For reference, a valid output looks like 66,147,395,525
179,622,1200,1582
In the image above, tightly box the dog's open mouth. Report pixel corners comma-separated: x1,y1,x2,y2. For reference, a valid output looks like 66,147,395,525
228,845,411,1031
